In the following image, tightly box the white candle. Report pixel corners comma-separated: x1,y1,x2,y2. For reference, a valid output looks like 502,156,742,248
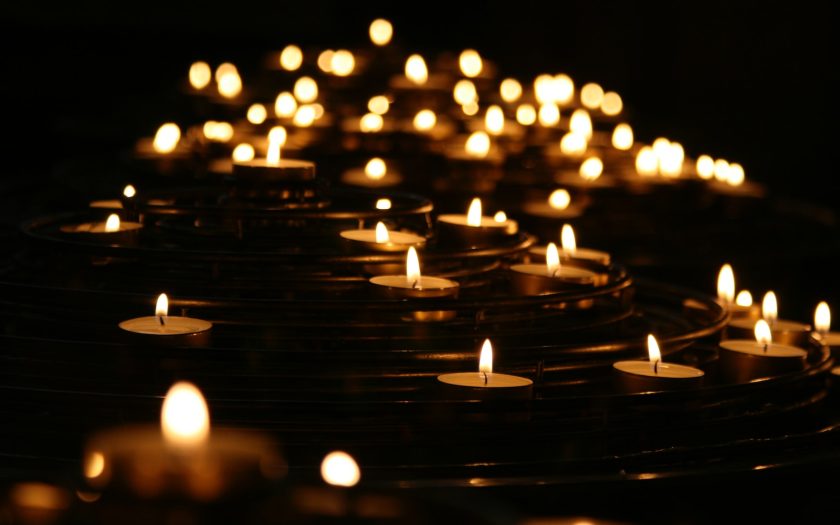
369,247,459,299
613,335,704,393
719,319,807,382
119,293,212,345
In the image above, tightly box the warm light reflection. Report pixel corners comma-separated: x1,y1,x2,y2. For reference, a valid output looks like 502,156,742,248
188,61,211,90
274,92,297,117
122,185,136,198
405,54,428,85
755,320,772,346
465,131,490,158
331,49,355,76
406,247,421,284
485,105,505,135
375,198,392,210
84,451,105,479
247,103,267,124
580,82,605,109
548,189,571,210
364,157,386,180
601,91,623,115
579,157,603,181
321,451,360,487
612,123,634,150
569,109,593,139
293,105,317,127
368,95,390,115
538,103,560,127
466,198,483,227
762,291,778,326
152,123,181,154
736,290,753,307
294,77,318,103
317,50,334,73
453,79,478,105
369,18,393,46
500,78,522,103
561,224,576,255
546,242,560,276
647,334,661,372
459,49,483,78
635,147,658,176
155,293,169,317
359,112,384,133
727,163,745,186
280,45,303,71
232,143,255,162
203,121,234,142
375,221,390,243
696,155,715,180
161,382,210,447
717,264,735,306
479,339,493,374
714,159,730,182
104,214,120,233
494,211,507,222
560,132,587,157
815,302,831,335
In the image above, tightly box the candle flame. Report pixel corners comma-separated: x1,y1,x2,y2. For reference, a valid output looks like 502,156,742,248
232,143,255,162
161,382,210,447
466,198,483,227
247,103,267,125
405,54,428,85
317,50,334,73
479,339,493,374
762,291,778,326
714,159,730,182
580,82,605,109
202,121,234,142
647,334,661,373
696,155,715,180
104,214,120,233
635,146,658,176
461,101,479,116
579,157,603,181
321,451,360,487
546,243,561,276
293,77,318,103
359,113,384,133
538,103,560,127
459,49,483,78
717,264,735,306
275,92,297,117
516,104,537,125
155,293,169,317
375,198,392,210
217,68,242,98
500,78,522,103
569,109,593,139
611,123,634,150
294,105,317,127
453,79,478,105
368,95,390,115
561,224,576,255
152,123,181,154
188,61,211,90
553,74,575,105
406,247,421,285
735,290,753,307
727,163,745,186
559,132,587,157
122,185,136,198
815,301,831,335
494,211,507,222
465,131,490,158
413,109,437,131
330,49,355,77
548,189,571,210
485,105,505,135
755,319,772,346
84,451,105,479
369,18,393,46
365,158,386,180
214,63,236,82
279,45,303,71
267,127,286,165
601,91,623,115
375,222,390,243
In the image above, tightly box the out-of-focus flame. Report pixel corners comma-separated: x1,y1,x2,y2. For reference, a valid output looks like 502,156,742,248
413,109,437,131
465,131,490,158
466,198,483,227
815,302,831,335
696,155,715,180
359,112,384,133
479,339,493,374
364,157,387,180
217,66,242,98
122,185,136,198
459,49,483,78
84,451,105,479
275,92,298,118
485,105,505,135
406,247,421,285
533,74,554,104
453,79,478,105
280,45,303,71
405,54,428,85
714,159,730,182
461,101,479,116
321,451,360,487
368,95,390,115
247,103,267,124
516,104,537,125
375,198,392,210
561,224,576,255
161,382,210,447
659,142,684,178
232,143,255,162
580,82,605,109
762,291,778,326
727,163,745,186
188,61,211,90
214,63,236,82
203,121,234,142
579,157,603,181
736,290,753,307
717,264,735,306
155,293,169,317
317,50,334,73
755,320,772,346
294,77,318,103
548,189,571,210
635,146,658,176
104,214,120,233
546,242,560,276
538,103,560,127
569,109,592,139
500,78,522,103
330,49,355,76
601,91,623,115
611,123,633,150
553,74,575,105
369,19,393,46
375,222,390,243
293,105,317,127
648,334,661,372
493,211,507,222
560,132,587,157
153,123,181,154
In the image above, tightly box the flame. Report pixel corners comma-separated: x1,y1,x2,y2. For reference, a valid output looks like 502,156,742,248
453,79,478,105
461,101,479,116
736,290,753,307
369,18,393,46
479,339,493,374
413,109,437,131
232,143,255,162
727,163,745,186
188,61,211,90
266,135,282,165
359,113,384,133
279,45,303,71
247,103,267,125
601,91,623,115
368,95,390,115
569,109,593,139
465,131,491,158
294,105,317,127
815,301,831,335
635,146,658,176
553,74,575,105
611,123,634,150
579,157,603,181
217,68,242,98
161,382,210,447
364,158,387,180
466,198,483,227
214,63,236,82
717,264,735,306
405,54,428,85
155,293,169,317
275,92,298,117
762,291,778,325
516,104,537,125
294,77,318,103
375,198,392,210
647,334,661,372
84,451,105,479
500,78,522,103
494,211,507,222
152,123,181,154
696,155,715,179
546,242,560,276
321,451,360,487
538,103,560,127
122,185,136,198
561,224,576,255
104,214,120,232
375,222,390,243
406,247,421,285
202,121,234,142
485,105,505,135
317,50,334,73
459,49,483,78
580,82,605,109
330,49,355,76
714,159,730,182
548,189,571,210
560,132,587,157
659,142,684,177
754,319,772,346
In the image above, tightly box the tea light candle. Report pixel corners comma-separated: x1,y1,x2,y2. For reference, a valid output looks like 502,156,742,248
613,335,704,393
719,319,807,383
438,339,533,399
60,213,142,243
437,197,517,248
813,302,840,352
510,243,599,295
727,291,811,346
119,293,212,347
715,264,759,319
84,382,283,500
369,247,459,299
340,158,402,188
528,224,610,265
340,221,425,252
232,131,315,182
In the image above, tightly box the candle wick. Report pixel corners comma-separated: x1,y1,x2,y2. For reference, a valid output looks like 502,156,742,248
654,359,659,375
159,315,166,326
412,279,419,289
763,343,768,353
483,372,488,385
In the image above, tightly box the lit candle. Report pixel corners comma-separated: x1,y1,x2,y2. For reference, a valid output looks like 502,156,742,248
522,188,587,220
813,302,840,351
613,335,704,393
510,243,600,295
59,213,142,243
89,184,136,210
719,319,807,383
119,293,212,347
529,224,610,265
369,247,459,300
232,128,315,182
715,264,760,319
437,339,533,399
83,382,283,500
340,221,425,252
437,197,518,248
727,291,811,346
340,157,402,188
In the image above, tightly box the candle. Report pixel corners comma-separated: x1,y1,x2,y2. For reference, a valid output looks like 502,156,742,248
84,382,283,500
437,339,533,399
715,264,760,319
510,243,599,295
369,247,459,299
726,291,811,346
613,335,704,393
522,189,587,220
340,221,425,252
340,157,402,188
437,197,518,248
60,213,142,243
719,319,807,383
232,129,315,182
529,224,610,265
119,293,212,347
321,451,361,487
813,302,840,353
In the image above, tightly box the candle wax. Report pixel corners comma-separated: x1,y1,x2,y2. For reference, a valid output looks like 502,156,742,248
120,316,212,336
438,372,532,388
437,214,517,232
613,361,704,379
340,229,425,252
719,340,807,358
